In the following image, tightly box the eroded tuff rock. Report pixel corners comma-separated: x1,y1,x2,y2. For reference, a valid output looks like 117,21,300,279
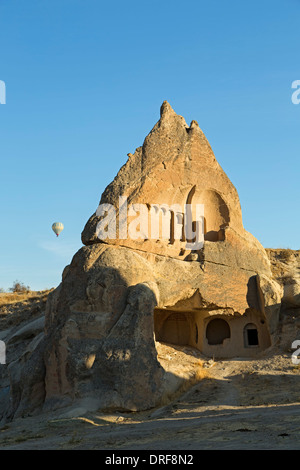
266,249,300,309
82,102,269,268
3,102,285,420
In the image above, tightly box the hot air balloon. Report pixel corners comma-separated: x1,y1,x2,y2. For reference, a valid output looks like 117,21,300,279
52,222,64,237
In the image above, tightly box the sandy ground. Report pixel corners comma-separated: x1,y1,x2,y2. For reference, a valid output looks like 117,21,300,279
1,343,300,450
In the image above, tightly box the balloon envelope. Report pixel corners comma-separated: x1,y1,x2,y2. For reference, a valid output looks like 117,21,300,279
52,222,64,236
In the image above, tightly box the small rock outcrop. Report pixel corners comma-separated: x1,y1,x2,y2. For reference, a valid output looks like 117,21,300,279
3,102,285,420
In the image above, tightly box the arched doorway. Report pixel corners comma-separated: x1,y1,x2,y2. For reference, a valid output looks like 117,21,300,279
186,186,230,242
206,318,231,345
159,312,190,346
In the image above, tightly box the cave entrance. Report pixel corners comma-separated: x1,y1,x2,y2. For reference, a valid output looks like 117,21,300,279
158,312,190,346
206,318,231,345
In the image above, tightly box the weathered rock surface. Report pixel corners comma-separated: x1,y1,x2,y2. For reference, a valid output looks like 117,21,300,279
0,292,50,421
82,101,270,273
266,249,300,308
1,102,288,421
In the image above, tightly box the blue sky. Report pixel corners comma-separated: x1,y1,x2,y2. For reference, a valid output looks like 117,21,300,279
0,0,299,291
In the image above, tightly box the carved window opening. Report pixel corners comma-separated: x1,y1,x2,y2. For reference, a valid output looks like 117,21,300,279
244,323,259,347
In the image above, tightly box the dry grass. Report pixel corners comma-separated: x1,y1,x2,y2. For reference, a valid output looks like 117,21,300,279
279,249,295,262
0,289,53,330
0,292,33,307
0,290,51,307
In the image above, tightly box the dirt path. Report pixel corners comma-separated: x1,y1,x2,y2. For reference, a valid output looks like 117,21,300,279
1,400,300,450
1,349,300,450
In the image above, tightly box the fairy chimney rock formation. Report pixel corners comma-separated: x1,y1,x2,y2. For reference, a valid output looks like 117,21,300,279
82,101,270,275
5,102,283,419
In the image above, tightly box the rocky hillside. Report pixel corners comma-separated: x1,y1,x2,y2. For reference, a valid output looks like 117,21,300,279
0,290,53,419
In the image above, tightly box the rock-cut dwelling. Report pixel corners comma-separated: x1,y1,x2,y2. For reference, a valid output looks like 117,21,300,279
6,102,283,417
81,101,282,360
